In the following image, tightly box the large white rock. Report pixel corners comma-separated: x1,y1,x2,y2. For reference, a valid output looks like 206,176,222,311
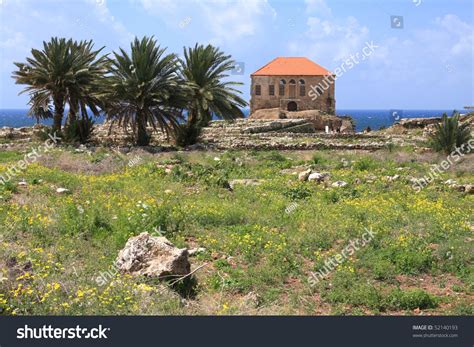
308,172,329,183
116,232,190,279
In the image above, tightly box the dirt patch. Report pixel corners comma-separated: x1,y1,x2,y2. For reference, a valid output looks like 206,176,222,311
38,152,122,175
395,274,465,297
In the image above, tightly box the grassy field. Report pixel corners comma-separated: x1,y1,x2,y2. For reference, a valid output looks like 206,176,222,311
0,144,473,315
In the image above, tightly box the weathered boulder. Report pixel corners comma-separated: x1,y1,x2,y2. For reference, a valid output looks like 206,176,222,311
298,169,312,181
308,172,330,183
116,232,190,279
460,184,474,194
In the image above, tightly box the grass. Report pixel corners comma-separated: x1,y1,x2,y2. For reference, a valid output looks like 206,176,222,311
0,144,472,315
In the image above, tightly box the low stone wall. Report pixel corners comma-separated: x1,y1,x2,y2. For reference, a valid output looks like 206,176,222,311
249,108,354,133
200,119,385,151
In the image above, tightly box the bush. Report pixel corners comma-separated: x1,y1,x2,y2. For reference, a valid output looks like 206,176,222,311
174,123,201,147
353,157,377,171
429,112,471,154
386,289,438,310
312,153,328,165
64,117,95,144
284,183,311,200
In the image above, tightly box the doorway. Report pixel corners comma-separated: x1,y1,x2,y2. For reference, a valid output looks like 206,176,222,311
287,101,297,112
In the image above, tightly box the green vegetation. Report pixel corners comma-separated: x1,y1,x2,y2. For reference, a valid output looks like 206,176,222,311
12,38,108,133
429,111,471,154
12,36,246,146
176,44,246,146
0,146,472,315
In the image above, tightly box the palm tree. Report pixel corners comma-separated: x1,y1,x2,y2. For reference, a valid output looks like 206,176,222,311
429,111,471,154
103,36,187,146
178,44,247,144
65,40,109,126
27,92,53,125
12,37,107,133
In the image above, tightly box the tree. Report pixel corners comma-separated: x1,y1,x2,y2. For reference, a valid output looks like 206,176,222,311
429,111,471,154
12,37,107,133
65,40,109,127
177,44,247,145
27,92,53,125
103,36,187,146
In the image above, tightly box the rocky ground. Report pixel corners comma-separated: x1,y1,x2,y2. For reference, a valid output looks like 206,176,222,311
4,113,466,152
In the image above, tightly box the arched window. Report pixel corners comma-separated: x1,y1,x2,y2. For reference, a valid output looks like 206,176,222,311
255,84,261,96
316,86,323,96
299,79,305,96
279,79,286,96
289,79,296,84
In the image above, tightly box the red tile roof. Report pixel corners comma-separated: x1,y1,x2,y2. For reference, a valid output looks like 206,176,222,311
251,57,332,76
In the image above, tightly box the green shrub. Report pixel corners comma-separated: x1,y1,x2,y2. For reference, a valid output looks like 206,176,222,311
284,184,311,200
353,157,377,171
386,289,438,310
311,153,328,165
64,117,95,144
429,112,471,154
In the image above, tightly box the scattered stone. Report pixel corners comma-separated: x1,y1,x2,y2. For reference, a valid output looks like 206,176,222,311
228,179,263,190
188,247,206,256
386,174,400,182
116,232,190,279
444,179,457,185
298,169,312,181
18,181,28,187
308,172,329,183
56,188,70,194
331,180,348,188
464,184,474,194
242,291,261,308
164,189,173,194
213,157,221,161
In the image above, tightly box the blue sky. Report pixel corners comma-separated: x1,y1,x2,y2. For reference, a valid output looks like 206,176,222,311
0,0,472,109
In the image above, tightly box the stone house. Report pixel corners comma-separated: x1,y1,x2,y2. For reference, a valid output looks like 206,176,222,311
250,57,335,115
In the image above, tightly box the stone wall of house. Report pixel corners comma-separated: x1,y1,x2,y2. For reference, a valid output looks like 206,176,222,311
250,75,336,114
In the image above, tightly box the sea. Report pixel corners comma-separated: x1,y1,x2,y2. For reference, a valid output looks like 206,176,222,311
0,108,463,132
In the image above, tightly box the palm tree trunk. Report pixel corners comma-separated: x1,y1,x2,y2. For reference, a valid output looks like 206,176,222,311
52,96,64,133
136,111,149,146
66,110,77,128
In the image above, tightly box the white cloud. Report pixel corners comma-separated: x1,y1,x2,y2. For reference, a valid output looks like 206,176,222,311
305,0,332,17
290,15,370,64
0,0,133,106
86,0,134,45
370,14,473,69
137,0,276,44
